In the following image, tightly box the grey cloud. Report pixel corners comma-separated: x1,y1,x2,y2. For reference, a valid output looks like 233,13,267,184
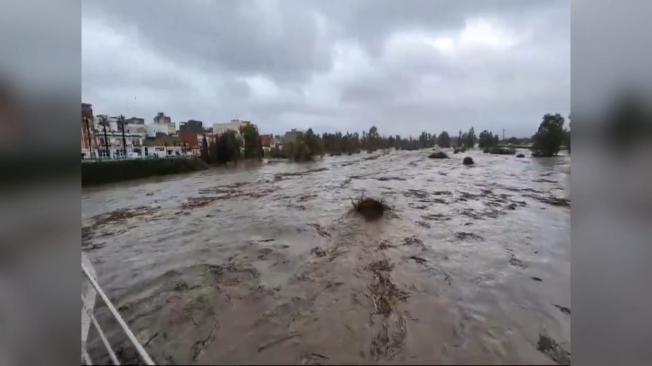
82,0,569,136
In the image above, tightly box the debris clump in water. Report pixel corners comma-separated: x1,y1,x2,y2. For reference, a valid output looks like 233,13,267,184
537,334,571,364
352,196,389,221
428,151,449,159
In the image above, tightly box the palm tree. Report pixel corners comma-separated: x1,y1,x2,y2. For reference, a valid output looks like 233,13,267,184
119,115,127,159
98,115,110,159
82,115,94,159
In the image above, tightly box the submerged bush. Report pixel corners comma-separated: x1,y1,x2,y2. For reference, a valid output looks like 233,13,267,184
463,156,474,165
484,146,516,155
428,151,449,159
82,158,208,186
351,196,389,221
531,113,565,157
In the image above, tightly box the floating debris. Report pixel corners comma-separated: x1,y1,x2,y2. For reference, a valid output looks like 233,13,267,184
537,334,571,364
455,232,485,241
351,196,390,221
428,151,449,159
310,247,327,257
307,223,331,238
274,168,328,181
509,255,527,268
408,256,428,265
553,304,571,315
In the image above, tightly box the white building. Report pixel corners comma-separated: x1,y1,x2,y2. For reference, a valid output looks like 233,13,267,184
212,119,249,136
146,123,174,137
150,112,176,136
93,130,145,159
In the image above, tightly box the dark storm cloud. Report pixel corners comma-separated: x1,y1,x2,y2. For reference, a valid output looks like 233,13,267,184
82,0,569,136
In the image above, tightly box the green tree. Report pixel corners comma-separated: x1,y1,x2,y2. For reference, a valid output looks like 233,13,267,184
462,127,476,149
97,115,110,159
478,130,499,149
239,122,262,159
281,132,312,161
200,134,209,162
531,113,565,156
367,125,380,152
418,131,435,149
304,128,323,157
211,130,242,163
564,121,571,154
437,131,451,148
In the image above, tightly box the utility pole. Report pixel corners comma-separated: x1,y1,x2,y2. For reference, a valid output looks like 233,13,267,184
502,129,505,141
119,115,127,159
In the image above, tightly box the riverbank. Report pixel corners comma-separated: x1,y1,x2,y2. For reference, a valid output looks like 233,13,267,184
81,158,209,186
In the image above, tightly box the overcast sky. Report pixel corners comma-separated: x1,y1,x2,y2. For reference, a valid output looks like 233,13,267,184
82,0,569,137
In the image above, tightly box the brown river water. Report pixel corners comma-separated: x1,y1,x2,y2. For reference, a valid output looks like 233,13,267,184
82,149,570,364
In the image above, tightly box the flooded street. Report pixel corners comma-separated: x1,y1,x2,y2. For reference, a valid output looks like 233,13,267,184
82,149,570,364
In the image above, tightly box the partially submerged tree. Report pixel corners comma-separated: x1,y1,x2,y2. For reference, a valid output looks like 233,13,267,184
211,130,242,163
564,121,571,154
200,134,209,162
461,127,477,149
418,131,436,149
304,128,324,157
365,125,381,152
531,113,565,157
428,151,449,159
437,131,451,148
239,122,263,159
478,130,500,150
283,131,322,161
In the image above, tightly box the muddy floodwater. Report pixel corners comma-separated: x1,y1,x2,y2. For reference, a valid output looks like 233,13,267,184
82,149,570,365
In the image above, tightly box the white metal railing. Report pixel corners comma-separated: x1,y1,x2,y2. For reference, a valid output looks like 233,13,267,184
81,262,155,365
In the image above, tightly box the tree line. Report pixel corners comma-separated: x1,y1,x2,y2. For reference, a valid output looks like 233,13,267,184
200,113,571,164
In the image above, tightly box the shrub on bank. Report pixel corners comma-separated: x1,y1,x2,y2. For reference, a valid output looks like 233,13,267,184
82,158,208,186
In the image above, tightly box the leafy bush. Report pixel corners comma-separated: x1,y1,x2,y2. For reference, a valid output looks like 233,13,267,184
531,114,565,157
210,130,242,163
239,122,263,159
82,158,207,186
484,146,516,155
428,151,449,159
